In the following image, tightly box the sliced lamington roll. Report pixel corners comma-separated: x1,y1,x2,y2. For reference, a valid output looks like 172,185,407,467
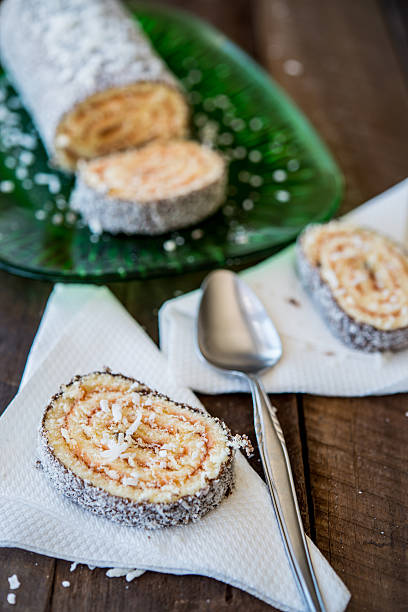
296,221,408,352
38,372,248,529
0,0,189,169
70,140,227,235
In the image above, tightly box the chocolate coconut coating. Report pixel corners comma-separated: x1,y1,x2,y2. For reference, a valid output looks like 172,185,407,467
0,0,188,168
38,372,237,529
296,226,408,353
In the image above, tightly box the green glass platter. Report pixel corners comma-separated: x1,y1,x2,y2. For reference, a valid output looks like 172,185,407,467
0,2,343,283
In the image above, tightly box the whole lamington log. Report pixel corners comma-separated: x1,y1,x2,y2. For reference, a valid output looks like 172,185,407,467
0,0,189,170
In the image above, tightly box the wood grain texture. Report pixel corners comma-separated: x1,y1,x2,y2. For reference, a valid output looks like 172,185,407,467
302,395,408,612
0,272,51,400
254,0,408,213
1,0,408,610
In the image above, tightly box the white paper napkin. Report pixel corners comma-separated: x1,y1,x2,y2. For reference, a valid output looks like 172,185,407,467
159,179,408,396
0,285,350,611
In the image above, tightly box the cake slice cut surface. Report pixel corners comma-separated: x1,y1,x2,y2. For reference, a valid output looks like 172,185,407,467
38,372,243,528
70,140,227,235
297,221,408,352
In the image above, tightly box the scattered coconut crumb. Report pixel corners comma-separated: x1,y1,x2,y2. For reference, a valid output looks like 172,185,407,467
105,568,144,581
126,569,145,582
7,593,16,605
8,575,20,590
163,239,176,253
283,58,304,76
231,434,254,457
89,217,102,235
106,568,131,578
62,580,70,588
0,180,15,193
70,562,78,572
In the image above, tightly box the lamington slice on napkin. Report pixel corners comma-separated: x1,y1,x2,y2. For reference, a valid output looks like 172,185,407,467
0,285,350,612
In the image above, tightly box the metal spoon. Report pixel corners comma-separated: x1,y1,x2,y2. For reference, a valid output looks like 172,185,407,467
197,269,326,612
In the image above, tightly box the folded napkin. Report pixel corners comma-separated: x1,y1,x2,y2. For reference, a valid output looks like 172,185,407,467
160,179,408,396
0,285,350,611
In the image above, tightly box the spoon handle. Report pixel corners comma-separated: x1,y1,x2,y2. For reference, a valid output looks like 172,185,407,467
248,375,327,612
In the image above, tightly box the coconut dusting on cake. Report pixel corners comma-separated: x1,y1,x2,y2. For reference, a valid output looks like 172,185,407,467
38,371,249,528
0,0,189,168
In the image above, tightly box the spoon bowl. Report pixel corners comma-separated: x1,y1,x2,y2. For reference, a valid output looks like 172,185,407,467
198,269,282,374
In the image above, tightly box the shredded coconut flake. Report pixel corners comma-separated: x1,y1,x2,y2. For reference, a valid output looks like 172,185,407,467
62,580,70,588
99,399,109,413
106,568,132,578
130,391,141,404
60,428,70,442
111,402,122,422
100,439,129,462
125,410,142,436
128,382,140,392
7,575,20,590
122,476,139,487
126,569,145,581
7,593,16,605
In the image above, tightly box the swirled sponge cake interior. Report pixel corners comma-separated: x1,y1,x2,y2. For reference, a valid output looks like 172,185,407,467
38,372,243,528
297,221,408,352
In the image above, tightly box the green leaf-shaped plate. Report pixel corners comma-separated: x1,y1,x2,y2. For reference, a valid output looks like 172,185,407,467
0,2,342,282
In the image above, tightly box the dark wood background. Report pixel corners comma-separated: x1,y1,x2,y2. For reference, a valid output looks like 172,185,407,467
1,0,407,610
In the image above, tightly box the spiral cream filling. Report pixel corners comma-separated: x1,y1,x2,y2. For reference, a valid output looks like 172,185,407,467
80,140,225,202
43,373,231,504
54,83,189,169
302,222,408,331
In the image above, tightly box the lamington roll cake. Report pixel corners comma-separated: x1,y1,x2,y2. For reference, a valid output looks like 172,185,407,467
297,221,408,352
0,0,189,169
70,140,227,235
38,372,246,528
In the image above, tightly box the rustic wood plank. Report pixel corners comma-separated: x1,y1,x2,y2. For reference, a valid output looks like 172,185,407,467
0,272,51,401
302,394,408,612
380,0,408,83
0,550,55,612
0,272,53,611
253,0,408,610
157,0,256,55
255,0,408,610
50,565,270,612
254,0,408,213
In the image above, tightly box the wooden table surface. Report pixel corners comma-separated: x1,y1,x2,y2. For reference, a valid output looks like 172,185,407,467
1,1,407,610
